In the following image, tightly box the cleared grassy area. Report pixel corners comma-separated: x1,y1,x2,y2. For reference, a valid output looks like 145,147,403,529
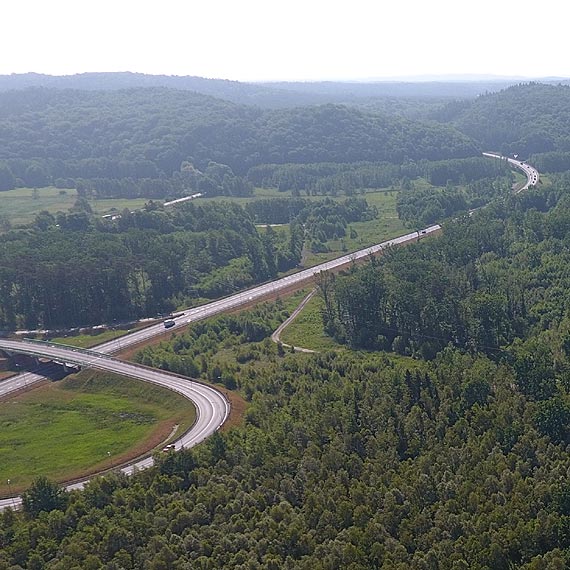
0,186,157,227
302,189,407,267
90,197,151,215
50,327,137,349
202,187,293,205
279,293,432,369
0,186,77,226
279,294,342,352
0,370,196,494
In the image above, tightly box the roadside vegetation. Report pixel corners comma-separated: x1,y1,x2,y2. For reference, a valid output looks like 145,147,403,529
49,328,133,349
6,80,570,569
278,293,342,352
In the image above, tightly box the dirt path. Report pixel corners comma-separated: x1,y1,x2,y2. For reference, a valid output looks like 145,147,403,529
271,289,318,353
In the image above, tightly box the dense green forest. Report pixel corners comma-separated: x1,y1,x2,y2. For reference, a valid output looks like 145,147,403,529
3,82,570,206
0,197,375,329
6,181,570,566
395,173,514,226
0,88,478,198
5,76,570,569
435,83,570,157
0,201,282,329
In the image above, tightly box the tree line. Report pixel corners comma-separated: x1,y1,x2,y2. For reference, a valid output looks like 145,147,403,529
246,157,508,196
0,197,376,330
4,289,570,567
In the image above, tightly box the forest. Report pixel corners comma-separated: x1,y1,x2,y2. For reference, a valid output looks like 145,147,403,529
3,77,570,568
322,180,570,362
0,197,375,329
435,83,570,157
5,180,570,567
246,156,508,196
0,88,477,195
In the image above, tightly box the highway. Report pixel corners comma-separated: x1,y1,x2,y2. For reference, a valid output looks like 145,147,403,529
0,151,538,508
93,224,442,353
482,152,539,192
0,338,230,510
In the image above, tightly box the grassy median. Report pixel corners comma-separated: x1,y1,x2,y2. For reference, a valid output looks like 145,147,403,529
0,370,196,494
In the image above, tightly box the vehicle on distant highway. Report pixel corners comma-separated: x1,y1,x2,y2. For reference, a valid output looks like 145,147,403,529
163,319,175,329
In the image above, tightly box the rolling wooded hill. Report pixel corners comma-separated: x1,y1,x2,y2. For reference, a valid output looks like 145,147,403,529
0,87,479,182
434,83,570,157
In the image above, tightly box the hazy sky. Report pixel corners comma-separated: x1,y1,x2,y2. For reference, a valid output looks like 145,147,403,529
2,0,568,81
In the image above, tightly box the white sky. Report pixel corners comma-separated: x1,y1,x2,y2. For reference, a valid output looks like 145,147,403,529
2,0,569,81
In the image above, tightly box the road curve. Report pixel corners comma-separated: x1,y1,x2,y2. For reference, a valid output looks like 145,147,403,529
0,224,441,508
0,338,230,510
482,152,539,192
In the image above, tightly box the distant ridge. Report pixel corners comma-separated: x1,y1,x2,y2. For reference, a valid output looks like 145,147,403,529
0,72,564,108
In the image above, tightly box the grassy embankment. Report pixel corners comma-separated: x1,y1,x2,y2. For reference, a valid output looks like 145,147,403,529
48,319,155,349
0,370,196,495
50,328,131,348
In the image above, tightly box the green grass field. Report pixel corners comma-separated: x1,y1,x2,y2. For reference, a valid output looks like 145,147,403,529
90,197,151,215
279,293,343,352
0,370,196,494
0,186,78,227
202,187,293,205
302,189,407,267
0,186,157,227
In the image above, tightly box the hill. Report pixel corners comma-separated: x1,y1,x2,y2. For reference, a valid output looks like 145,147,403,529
0,87,480,188
0,72,533,109
435,82,570,157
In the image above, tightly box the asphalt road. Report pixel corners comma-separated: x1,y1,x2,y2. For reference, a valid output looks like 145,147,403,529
0,152,537,508
482,152,539,191
93,224,442,353
0,338,230,510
